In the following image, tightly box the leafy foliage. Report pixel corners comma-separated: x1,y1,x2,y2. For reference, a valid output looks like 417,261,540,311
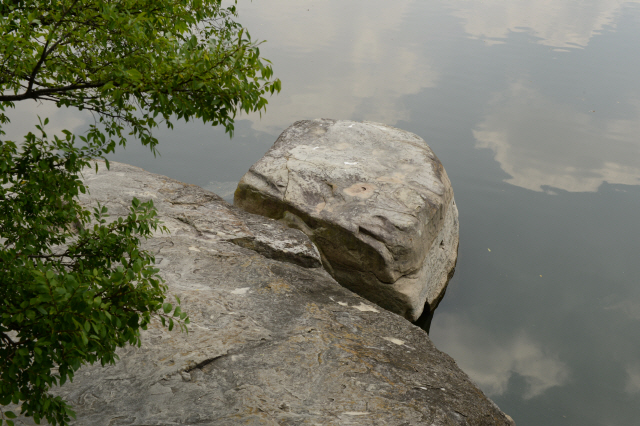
0,0,279,147
0,122,185,425
0,0,279,424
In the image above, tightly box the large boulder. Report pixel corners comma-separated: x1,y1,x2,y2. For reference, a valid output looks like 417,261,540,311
234,119,459,322
9,162,512,426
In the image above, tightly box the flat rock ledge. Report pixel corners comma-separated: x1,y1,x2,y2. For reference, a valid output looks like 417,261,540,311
235,119,459,322
10,162,513,425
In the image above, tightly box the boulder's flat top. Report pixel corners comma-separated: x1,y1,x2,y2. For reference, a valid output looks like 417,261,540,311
11,162,511,426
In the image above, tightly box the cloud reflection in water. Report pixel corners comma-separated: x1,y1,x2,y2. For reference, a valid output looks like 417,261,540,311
430,313,569,399
473,82,640,192
235,0,438,132
449,0,640,49
625,363,640,393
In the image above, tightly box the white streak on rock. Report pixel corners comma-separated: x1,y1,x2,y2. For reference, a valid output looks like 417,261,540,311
353,303,379,313
383,337,405,346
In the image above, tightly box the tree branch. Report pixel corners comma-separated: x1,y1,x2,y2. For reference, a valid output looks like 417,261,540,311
0,82,106,101
26,0,82,94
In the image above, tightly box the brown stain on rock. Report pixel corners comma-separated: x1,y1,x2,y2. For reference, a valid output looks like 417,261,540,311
260,279,292,294
343,183,377,199
376,173,406,184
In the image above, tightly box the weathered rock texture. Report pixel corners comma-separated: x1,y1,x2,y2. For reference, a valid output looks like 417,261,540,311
234,119,459,322
10,162,512,426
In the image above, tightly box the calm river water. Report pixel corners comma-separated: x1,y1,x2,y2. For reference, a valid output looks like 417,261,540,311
7,1,640,424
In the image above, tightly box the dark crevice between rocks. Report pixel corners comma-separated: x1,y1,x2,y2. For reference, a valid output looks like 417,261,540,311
283,157,292,201
174,215,204,237
185,354,228,373
415,265,456,334
414,301,434,334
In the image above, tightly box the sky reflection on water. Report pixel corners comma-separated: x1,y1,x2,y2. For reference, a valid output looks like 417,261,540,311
448,0,638,48
4,1,640,424
431,312,569,400
473,80,640,192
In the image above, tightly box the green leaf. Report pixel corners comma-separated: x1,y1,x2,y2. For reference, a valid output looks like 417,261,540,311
127,69,143,81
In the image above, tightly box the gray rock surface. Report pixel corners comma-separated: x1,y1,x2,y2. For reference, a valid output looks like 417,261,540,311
234,119,459,322
10,162,512,426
